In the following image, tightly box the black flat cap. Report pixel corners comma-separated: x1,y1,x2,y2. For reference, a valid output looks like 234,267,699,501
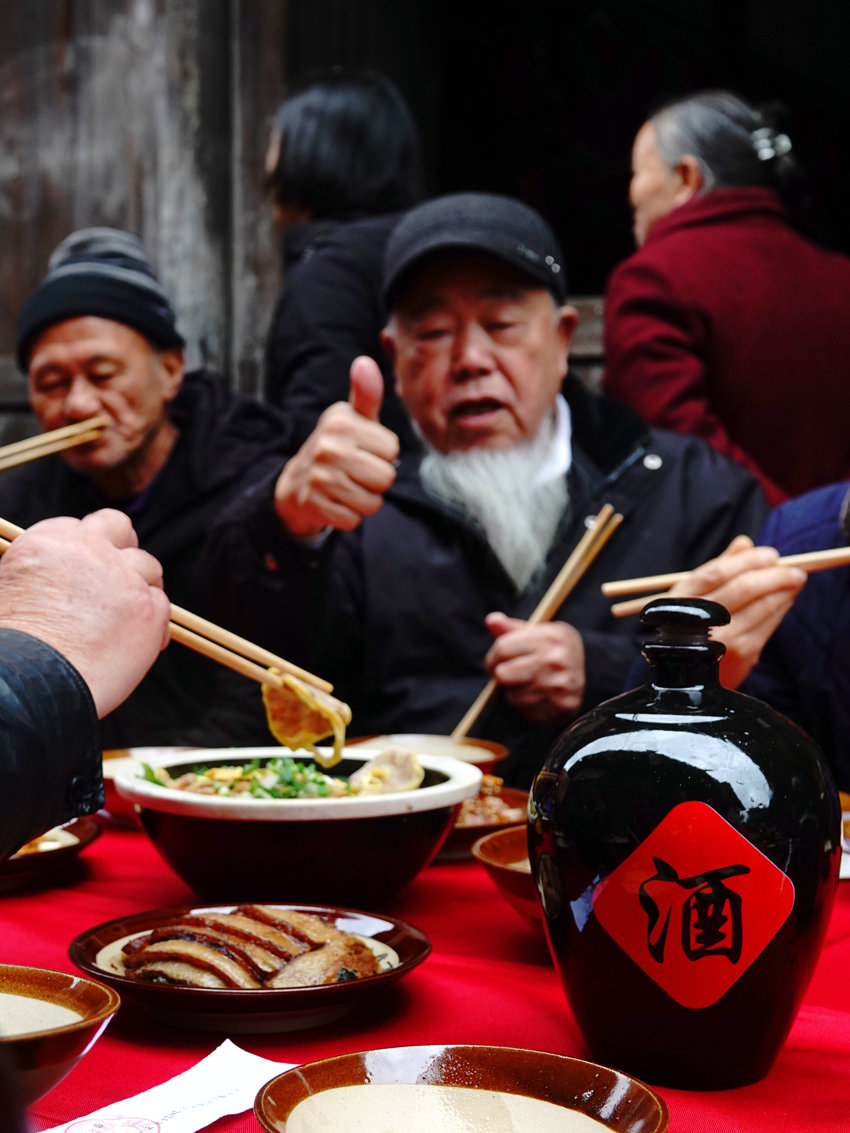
16,227,184,371
383,192,567,308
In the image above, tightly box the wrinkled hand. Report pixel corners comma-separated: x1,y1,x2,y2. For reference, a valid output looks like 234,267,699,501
669,534,806,689
0,510,170,717
484,612,586,724
274,355,400,538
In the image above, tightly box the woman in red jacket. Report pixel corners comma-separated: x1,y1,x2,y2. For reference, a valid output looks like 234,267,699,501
603,90,850,506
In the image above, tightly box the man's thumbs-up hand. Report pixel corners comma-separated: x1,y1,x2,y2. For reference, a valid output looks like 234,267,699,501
274,355,401,539
349,354,385,421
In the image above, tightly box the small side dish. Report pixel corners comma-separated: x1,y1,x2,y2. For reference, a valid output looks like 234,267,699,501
14,826,80,855
70,903,431,1032
456,776,526,827
105,905,393,990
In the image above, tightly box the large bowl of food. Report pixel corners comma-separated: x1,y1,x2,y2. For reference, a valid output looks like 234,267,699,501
0,963,120,1104
254,1044,669,1132
114,747,481,908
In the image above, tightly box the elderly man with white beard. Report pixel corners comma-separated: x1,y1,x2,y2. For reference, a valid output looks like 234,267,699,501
199,193,767,786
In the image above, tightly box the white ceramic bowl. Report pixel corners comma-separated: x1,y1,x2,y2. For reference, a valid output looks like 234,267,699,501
115,747,481,907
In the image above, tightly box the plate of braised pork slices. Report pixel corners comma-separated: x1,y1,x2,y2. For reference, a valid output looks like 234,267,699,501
68,902,430,1032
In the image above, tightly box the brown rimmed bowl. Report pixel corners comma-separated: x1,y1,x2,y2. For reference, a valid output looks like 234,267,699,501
472,824,540,925
69,903,430,1033
0,963,120,1104
114,747,481,907
0,818,101,892
254,1044,669,1132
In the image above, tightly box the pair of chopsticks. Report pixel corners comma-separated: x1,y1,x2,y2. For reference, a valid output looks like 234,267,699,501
0,416,109,473
603,545,850,619
0,516,333,696
451,503,623,740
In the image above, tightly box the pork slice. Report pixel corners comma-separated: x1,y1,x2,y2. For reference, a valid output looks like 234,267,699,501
123,938,261,989
128,960,228,989
181,912,308,959
129,924,278,979
265,936,381,988
240,905,343,946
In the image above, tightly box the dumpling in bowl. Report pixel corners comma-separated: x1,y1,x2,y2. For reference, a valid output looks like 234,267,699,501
349,748,424,794
262,671,352,768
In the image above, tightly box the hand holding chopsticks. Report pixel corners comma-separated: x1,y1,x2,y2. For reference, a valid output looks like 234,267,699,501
451,503,623,740
0,515,332,696
0,416,109,473
603,543,850,619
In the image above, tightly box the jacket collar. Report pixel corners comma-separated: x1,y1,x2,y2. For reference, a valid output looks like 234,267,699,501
644,186,785,246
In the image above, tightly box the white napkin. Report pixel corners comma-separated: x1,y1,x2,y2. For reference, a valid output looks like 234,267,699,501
41,1039,297,1132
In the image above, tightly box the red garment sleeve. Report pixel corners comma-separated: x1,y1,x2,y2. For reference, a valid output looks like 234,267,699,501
602,258,787,506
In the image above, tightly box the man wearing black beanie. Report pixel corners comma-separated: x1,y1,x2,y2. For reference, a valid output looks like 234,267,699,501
1,228,293,749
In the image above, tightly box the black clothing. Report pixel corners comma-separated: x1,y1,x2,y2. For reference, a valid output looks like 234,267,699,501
0,629,102,860
199,378,767,787
0,370,292,748
264,212,416,449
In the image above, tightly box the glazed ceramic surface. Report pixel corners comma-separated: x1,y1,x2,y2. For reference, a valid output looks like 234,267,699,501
530,599,841,1089
114,748,481,906
472,825,540,925
0,963,119,1103
69,903,430,1033
0,818,101,892
254,1044,669,1132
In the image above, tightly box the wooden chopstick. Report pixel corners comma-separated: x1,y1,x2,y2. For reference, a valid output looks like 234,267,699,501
0,416,108,473
610,591,670,619
0,515,333,695
606,545,850,620
451,503,624,740
168,605,333,692
602,545,850,599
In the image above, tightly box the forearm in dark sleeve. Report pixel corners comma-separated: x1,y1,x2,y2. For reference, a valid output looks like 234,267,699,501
0,629,101,859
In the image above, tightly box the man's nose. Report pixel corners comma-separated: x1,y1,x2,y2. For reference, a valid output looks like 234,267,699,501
64,376,101,419
451,322,493,378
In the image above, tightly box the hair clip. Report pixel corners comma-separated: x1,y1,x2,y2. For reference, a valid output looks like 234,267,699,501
751,127,792,162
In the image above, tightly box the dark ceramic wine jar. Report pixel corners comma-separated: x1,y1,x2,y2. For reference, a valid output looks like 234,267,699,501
529,599,841,1090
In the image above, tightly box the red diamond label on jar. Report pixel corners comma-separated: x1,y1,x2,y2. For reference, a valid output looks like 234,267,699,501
593,801,795,1009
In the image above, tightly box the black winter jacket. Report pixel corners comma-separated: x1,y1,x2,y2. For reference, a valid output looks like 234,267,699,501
0,629,102,860
0,370,292,748
264,213,417,450
198,379,767,786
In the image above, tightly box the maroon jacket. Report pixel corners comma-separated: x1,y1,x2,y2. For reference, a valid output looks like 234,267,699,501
603,187,850,505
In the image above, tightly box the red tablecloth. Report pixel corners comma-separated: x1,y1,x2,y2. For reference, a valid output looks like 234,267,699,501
3,822,850,1132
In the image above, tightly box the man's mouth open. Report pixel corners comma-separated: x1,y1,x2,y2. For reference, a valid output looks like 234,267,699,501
449,398,506,426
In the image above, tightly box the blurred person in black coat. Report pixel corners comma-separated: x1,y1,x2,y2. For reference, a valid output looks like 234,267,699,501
264,67,423,450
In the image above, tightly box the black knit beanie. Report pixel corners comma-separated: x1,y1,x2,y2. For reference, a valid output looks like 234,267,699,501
16,228,185,371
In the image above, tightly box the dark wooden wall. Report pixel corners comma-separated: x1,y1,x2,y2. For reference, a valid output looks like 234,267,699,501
0,0,286,444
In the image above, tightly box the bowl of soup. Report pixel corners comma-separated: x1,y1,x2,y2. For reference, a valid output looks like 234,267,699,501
254,1044,669,1132
0,963,120,1104
115,746,481,908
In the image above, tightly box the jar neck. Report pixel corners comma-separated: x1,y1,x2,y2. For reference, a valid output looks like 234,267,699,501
642,641,724,691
